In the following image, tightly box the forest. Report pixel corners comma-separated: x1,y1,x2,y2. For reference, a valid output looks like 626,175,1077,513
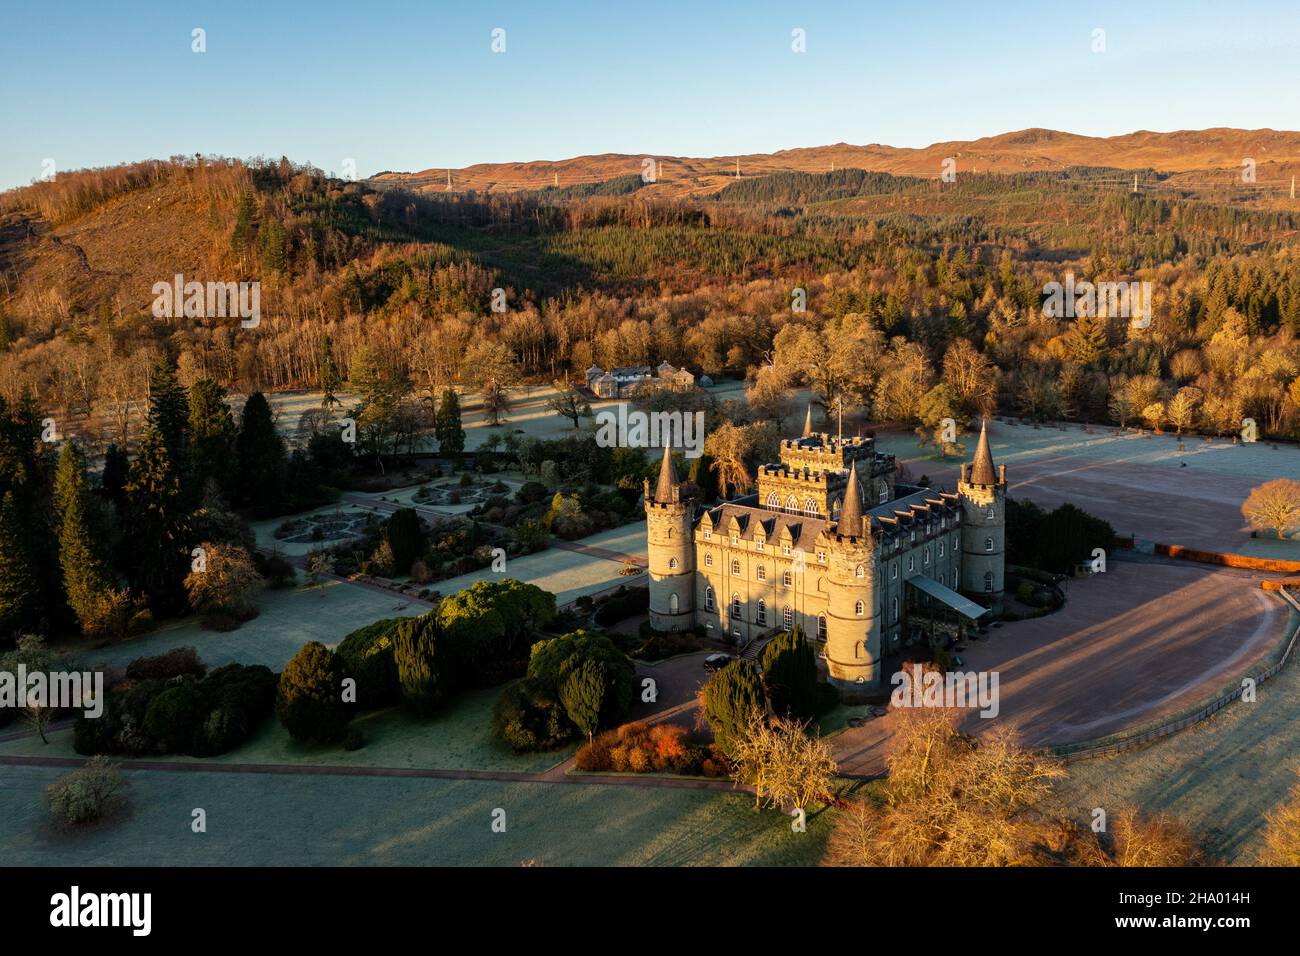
0,153,1298,462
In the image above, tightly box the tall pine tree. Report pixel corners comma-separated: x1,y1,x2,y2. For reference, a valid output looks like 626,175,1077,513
188,378,237,494
124,427,191,616
235,392,286,515
55,442,124,637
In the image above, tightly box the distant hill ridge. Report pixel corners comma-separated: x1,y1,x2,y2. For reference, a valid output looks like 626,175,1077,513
374,127,1300,196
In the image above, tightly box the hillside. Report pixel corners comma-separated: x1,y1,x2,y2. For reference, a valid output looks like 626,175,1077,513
375,128,1300,197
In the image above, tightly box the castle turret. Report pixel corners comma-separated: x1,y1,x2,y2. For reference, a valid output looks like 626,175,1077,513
957,419,1006,612
644,445,694,631
802,404,813,438
823,463,881,700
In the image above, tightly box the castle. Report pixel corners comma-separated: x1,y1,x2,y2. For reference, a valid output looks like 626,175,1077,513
644,411,1006,701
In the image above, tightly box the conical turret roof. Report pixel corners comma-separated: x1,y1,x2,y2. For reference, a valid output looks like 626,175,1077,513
653,444,678,503
802,404,813,438
837,461,864,537
969,418,997,485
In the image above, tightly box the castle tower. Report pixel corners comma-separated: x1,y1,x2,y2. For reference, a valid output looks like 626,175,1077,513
643,445,694,631
957,419,1007,612
822,463,882,700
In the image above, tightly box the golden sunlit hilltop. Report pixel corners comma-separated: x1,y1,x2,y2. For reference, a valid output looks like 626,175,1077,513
374,127,1300,196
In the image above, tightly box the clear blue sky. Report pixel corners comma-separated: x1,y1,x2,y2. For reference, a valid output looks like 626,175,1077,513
2,0,1299,191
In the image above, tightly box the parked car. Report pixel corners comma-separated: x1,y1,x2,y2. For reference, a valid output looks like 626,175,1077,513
703,653,735,672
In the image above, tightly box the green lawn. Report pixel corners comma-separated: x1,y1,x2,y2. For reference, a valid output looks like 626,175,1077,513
0,681,571,775
0,766,833,866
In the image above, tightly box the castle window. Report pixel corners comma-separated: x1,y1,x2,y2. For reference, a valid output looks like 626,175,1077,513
786,495,799,514
731,535,738,546
705,587,715,611
984,571,994,592
668,558,678,570
891,597,898,622
766,492,780,510
923,548,930,566
756,565,767,581
705,553,713,567
939,572,945,586
855,564,865,579
783,570,793,587
669,593,679,613
756,538,764,551
782,544,791,556
804,498,819,516
953,534,959,549
855,600,865,617
757,600,767,625
879,484,888,503
939,541,945,558
891,563,898,580
666,528,672,540
731,594,742,618
731,559,741,575
703,530,712,540
986,506,996,519
783,606,794,630
908,556,914,572
984,537,994,553
817,616,827,640
816,550,826,563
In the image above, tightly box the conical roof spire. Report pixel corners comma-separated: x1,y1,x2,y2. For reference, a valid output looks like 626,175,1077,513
653,443,678,503
969,418,997,485
837,461,864,537
802,403,813,438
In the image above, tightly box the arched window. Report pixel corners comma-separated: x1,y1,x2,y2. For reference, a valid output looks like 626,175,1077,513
854,600,865,616
786,495,800,514
783,570,793,587
668,557,678,570
756,565,767,581
705,587,715,611
804,498,819,516
704,553,713,567
984,537,994,553
666,528,672,540
757,600,767,625
783,606,794,629
986,505,996,519
766,492,780,510
669,593,679,613
730,594,742,618
855,564,865,579
984,571,994,592
817,615,827,640
731,559,741,575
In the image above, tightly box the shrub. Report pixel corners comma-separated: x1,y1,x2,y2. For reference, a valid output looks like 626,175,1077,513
47,757,128,826
141,682,203,753
593,585,650,625
276,642,350,743
760,627,821,720
701,660,767,758
385,508,424,574
125,646,206,682
391,614,445,715
574,722,710,775
189,664,276,756
335,618,402,709
493,678,572,753
258,553,297,588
